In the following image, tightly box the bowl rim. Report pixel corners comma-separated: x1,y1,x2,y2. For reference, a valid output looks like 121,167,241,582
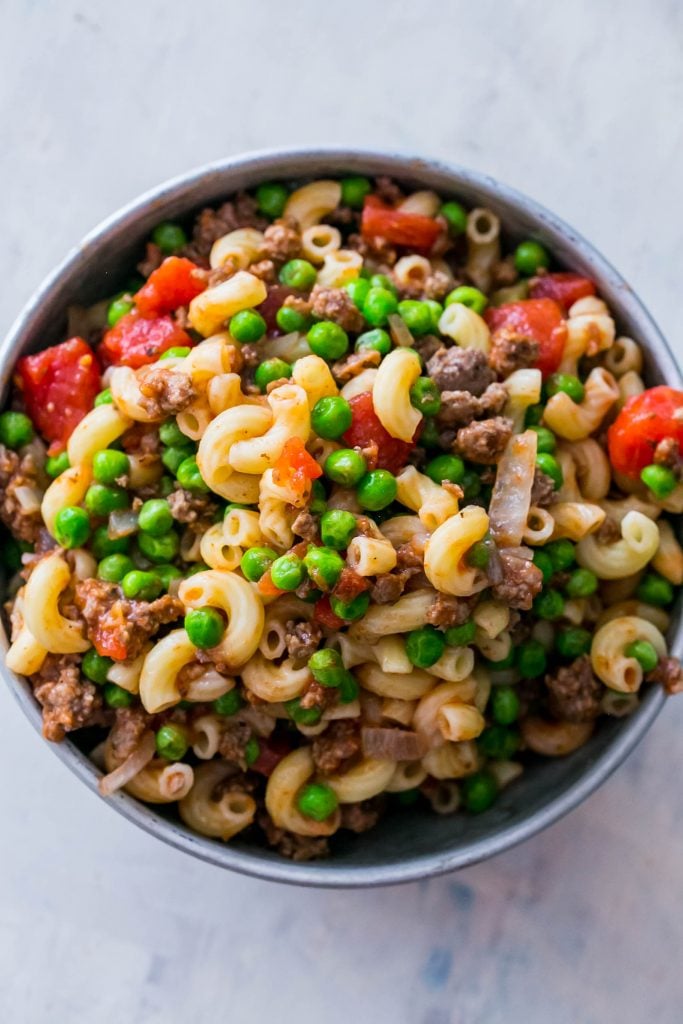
1,145,680,888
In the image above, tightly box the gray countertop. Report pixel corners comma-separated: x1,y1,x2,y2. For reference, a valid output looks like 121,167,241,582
1,2,682,1021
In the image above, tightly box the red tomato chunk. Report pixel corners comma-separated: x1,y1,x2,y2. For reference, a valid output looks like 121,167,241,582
608,386,683,477
343,391,415,473
485,298,567,378
134,257,206,317
313,595,346,631
17,337,101,452
250,735,291,776
530,272,596,311
361,196,441,250
99,311,193,368
273,437,322,496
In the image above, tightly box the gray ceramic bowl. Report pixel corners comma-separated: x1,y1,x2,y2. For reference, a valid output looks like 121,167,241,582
2,148,681,887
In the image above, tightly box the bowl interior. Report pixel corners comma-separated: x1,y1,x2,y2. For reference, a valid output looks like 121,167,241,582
2,149,680,887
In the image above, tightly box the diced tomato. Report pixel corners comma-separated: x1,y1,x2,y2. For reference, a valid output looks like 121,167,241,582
485,298,568,378
257,570,285,598
16,337,101,452
250,734,291,777
134,256,206,317
99,310,193,369
607,386,683,477
92,626,129,662
343,391,415,473
361,195,441,250
313,595,345,630
273,438,322,496
257,285,299,333
530,272,596,311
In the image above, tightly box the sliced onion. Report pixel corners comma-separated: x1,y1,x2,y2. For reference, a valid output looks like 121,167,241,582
362,727,428,761
388,313,414,348
98,731,156,796
488,430,538,547
108,508,139,539
14,485,41,513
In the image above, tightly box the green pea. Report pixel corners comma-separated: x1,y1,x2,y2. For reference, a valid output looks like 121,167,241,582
355,469,397,511
311,396,353,440
324,448,367,486
535,453,563,490
161,444,194,475
398,300,433,336
346,278,372,309
478,725,520,761
45,451,70,478
297,782,338,821
355,328,391,356
467,539,491,569
138,498,173,537
555,627,592,659
176,456,209,493
368,274,397,295
565,568,598,599
330,591,370,622
240,546,277,582
185,607,224,649
213,688,244,716
229,309,267,343
309,478,327,516
279,259,317,291
285,697,322,726
409,377,441,417
462,772,498,813
276,304,311,333
94,388,113,407
444,619,477,646
255,182,289,219
420,418,440,449
155,724,189,761
491,685,520,725
545,539,576,572
529,425,556,454
308,648,346,687
533,588,565,620
158,420,186,448
103,683,132,708
320,509,356,549
159,345,192,360
85,484,129,517
424,300,443,330
185,562,209,576
516,640,547,678
532,549,554,584
307,321,349,360
362,287,398,327
107,296,134,328
340,176,371,209
0,411,34,450
640,464,677,500
524,404,544,426
82,649,113,685
303,547,344,590
461,470,481,502
636,572,674,607
91,525,130,560
54,506,90,549
92,449,130,486
97,553,135,582
444,286,488,315
121,570,163,601
514,239,550,276
155,563,183,590
546,373,585,404
244,737,260,766
254,358,292,392
270,553,306,591
440,200,468,235
424,454,464,486
137,530,179,564
337,671,359,703
625,639,659,673
405,626,445,668
152,221,188,254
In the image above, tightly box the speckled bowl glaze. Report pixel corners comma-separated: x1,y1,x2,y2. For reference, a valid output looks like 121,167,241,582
2,148,680,887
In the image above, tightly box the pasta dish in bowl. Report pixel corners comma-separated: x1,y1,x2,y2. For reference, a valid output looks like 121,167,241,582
1,149,680,885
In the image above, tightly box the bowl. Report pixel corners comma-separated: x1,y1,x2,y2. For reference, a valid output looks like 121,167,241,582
2,147,680,887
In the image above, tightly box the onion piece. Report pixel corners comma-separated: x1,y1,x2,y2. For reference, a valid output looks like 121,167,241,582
98,732,156,796
488,430,538,547
361,727,428,761
14,485,41,513
388,313,414,348
108,508,139,539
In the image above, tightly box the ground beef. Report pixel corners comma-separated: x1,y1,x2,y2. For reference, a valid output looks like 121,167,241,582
332,566,370,604
260,217,302,264
310,284,365,333
426,594,472,628
374,176,404,205
167,486,218,526
396,269,453,302
545,655,603,722
370,573,406,604
347,232,397,268
332,349,381,384
396,541,424,570
491,255,519,288
491,550,543,610
324,204,360,229
74,579,183,661
455,416,513,464
137,366,196,418
530,469,557,508
413,334,443,363
312,720,361,774
426,347,495,396
595,517,622,544
182,195,266,264
30,654,105,742
340,798,383,833
654,438,683,478
646,656,683,694
299,679,337,711
120,424,161,457
248,259,277,283
291,509,319,542
109,706,149,762
0,444,45,543
258,812,330,860
284,619,322,665
436,382,507,429
217,720,252,765
137,242,164,277
488,329,540,378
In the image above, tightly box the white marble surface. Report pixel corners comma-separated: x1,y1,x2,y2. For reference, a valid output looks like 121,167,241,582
1,2,683,1021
